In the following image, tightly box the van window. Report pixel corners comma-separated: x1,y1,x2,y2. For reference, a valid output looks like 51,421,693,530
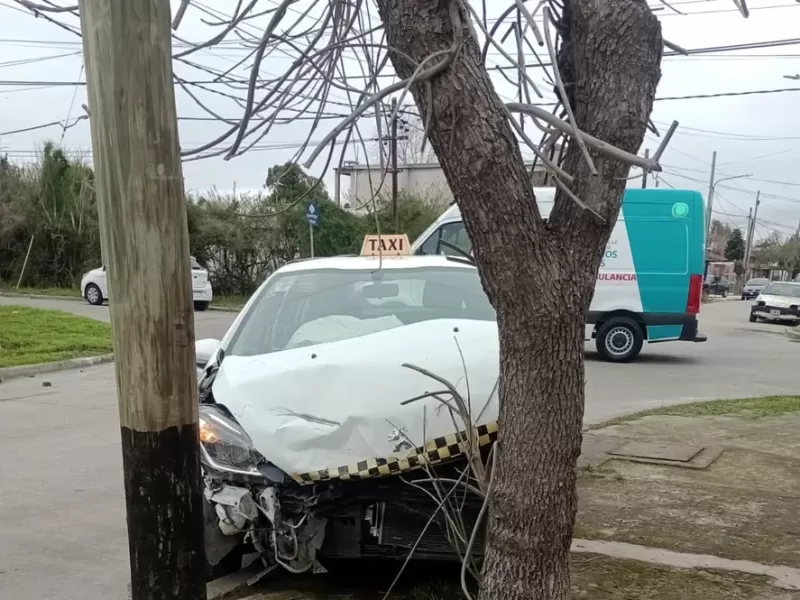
418,221,473,256
440,222,472,256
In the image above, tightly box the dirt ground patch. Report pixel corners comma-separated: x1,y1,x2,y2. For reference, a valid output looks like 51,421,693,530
577,411,800,567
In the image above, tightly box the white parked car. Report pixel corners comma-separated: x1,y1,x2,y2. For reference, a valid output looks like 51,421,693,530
80,256,213,310
749,281,800,325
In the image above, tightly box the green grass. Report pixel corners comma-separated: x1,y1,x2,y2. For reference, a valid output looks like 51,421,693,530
0,305,113,368
592,395,800,429
211,294,248,308
0,285,81,298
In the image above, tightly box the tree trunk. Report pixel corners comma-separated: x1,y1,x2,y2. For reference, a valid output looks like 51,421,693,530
375,1,661,598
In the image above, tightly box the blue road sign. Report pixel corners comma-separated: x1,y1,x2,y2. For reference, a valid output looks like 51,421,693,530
304,201,320,227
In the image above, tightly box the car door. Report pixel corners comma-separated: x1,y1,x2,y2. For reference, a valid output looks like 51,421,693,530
98,266,109,298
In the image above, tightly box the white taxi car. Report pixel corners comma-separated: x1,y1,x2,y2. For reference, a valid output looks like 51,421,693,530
80,256,213,310
194,234,499,574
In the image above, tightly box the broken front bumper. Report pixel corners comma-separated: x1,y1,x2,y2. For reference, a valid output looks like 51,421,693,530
751,305,800,321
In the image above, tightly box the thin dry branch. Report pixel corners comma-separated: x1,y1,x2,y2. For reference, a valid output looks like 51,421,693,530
13,0,77,11
506,103,663,172
12,0,746,216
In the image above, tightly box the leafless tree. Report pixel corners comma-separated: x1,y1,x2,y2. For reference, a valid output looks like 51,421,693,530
16,0,751,598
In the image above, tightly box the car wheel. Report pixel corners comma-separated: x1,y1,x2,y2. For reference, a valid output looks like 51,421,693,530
721,290,728,298
84,283,103,306
740,295,745,300
749,313,757,323
596,317,644,363
194,301,210,312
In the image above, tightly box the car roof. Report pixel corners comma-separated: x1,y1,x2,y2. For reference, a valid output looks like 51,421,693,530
275,254,475,275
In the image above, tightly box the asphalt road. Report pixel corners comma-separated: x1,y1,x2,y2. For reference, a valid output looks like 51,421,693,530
0,297,797,600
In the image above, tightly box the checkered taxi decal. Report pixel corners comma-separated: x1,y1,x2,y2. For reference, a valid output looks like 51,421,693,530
290,421,498,485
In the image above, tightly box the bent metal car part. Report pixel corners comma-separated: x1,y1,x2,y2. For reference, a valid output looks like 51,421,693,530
196,241,499,577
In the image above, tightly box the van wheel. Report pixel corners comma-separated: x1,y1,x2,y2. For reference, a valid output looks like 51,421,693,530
596,317,644,363
194,301,210,312
84,283,103,306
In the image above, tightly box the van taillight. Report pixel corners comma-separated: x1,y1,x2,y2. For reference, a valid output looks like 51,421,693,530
687,274,702,315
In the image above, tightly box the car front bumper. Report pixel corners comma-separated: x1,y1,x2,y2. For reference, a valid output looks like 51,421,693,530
742,290,762,299
193,283,213,302
751,305,800,321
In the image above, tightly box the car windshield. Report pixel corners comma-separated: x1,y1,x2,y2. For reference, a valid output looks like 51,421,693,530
747,278,768,286
226,266,496,356
762,283,800,298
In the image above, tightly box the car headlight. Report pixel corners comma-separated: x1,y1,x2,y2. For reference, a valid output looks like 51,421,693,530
199,405,264,476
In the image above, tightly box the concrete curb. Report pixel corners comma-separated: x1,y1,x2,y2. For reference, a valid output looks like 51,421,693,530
209,305,242,313
0,353,115,382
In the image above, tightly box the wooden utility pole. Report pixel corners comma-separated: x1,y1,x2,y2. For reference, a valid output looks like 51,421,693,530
704,150,717,239
78,2,206,599
390,96,399,227
744,191,760,280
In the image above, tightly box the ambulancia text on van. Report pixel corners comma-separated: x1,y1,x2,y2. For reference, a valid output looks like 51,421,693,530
412,188,707,362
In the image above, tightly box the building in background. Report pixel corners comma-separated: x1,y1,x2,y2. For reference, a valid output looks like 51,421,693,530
334,160,550,210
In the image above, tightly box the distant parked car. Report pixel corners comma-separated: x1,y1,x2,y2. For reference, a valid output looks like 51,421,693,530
704,275,729,298
741,277,769,300
80,256,213,310
750,281,800,325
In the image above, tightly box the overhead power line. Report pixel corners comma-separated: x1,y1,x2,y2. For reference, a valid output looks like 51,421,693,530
657,86,800,101
2,77,799,106
654,120,800,142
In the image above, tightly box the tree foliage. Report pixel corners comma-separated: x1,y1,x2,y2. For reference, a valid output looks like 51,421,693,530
753,232,800,278
0,144,98,287
724,228,745,261
2,150,441,294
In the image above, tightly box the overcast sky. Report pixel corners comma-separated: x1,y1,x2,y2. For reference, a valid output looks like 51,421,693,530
1,0,799,241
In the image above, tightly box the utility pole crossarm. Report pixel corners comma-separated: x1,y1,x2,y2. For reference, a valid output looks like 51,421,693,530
78,1,206,598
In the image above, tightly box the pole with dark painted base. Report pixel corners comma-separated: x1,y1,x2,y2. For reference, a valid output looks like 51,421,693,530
78,0,207,598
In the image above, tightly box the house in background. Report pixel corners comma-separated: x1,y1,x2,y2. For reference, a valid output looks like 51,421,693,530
334,160,550,210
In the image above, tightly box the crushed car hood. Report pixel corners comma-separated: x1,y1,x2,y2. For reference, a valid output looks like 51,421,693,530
212,319,499,480
759,294,799,308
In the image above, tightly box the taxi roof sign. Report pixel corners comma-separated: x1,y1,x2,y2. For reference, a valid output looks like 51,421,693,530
360,233,411,257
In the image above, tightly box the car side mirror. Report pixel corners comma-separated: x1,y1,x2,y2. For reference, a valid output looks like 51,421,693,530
195,338,221,372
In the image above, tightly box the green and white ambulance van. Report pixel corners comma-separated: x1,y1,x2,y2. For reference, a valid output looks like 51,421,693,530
412,187,707,362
